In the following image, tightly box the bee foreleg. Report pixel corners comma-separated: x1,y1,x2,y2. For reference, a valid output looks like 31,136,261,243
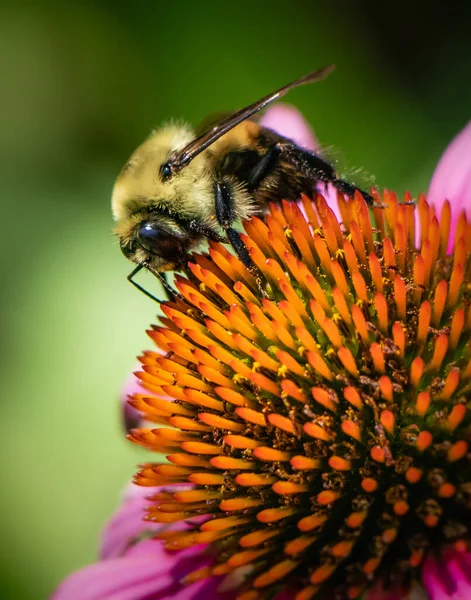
226,227,253,269
187,220,227,243
276,142,373,205
157,271,184,302
214,180,237,229
214,180,259,273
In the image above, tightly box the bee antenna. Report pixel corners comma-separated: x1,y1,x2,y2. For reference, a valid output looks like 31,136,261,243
127,265,185,303
127,264,165,303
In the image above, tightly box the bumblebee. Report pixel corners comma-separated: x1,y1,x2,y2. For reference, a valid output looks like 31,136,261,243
112,65,372,300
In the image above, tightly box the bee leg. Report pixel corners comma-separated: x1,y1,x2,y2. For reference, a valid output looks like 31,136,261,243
214,180,237,228
187,220,227,243
214,180,266,291
157,272,184,302
226,226,267,296
245,145,281,190
226,227,253,269
275,142,374,205
214,180,252,268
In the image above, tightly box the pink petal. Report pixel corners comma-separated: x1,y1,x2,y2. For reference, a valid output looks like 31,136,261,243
100,483,195,560
422,548,471,599
260,104,318,151
120,365,147,431
172,577,235,600
52,540,173,600
53,539,234,600
428,122,471,251
100,484,160,560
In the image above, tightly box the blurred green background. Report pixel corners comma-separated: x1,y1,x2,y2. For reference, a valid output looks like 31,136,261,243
1,0,470,597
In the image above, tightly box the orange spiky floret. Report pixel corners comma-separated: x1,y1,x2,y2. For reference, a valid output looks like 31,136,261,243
129,192,471,599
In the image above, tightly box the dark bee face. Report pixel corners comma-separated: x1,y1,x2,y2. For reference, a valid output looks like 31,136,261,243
119,216,191,272
137,221,187,259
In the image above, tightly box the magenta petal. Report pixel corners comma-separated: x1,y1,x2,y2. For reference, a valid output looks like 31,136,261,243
422,548,471,599
260,104,317,151
100,484,160,560
171,577,235,600
53,539,232,600
428,122,471,250
100,483,195,560
422,553,453,598
52,540,173,600
120,365,147,431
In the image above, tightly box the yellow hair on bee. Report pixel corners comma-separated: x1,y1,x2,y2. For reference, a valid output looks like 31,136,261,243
112,123,213,222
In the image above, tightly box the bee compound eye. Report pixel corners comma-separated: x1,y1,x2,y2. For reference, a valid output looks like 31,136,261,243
160,163,172,181
137,222,183,259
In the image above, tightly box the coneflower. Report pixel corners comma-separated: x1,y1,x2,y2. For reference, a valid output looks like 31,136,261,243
127,185,471,600
53,114,471,600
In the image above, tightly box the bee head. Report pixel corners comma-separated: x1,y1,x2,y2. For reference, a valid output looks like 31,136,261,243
117,213,192,272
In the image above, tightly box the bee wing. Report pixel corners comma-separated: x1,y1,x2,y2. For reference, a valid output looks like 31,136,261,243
168,64,335,172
